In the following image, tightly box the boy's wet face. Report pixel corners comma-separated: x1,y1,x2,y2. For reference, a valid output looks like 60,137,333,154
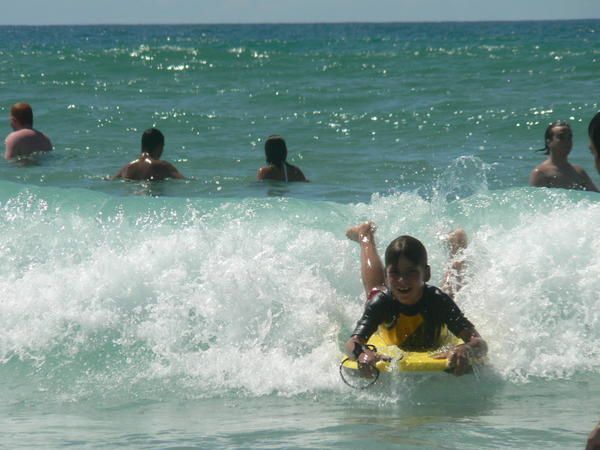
385,257,428,305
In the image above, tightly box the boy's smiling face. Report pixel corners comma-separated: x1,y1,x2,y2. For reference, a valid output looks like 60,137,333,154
385,257,430,305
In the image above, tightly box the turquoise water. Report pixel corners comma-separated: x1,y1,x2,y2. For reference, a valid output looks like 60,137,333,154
0,22,599,449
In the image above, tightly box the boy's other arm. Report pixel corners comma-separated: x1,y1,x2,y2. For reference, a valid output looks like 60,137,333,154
447,328,487,376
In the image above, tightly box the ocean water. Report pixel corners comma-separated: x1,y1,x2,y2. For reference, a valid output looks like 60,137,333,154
0,21,599,449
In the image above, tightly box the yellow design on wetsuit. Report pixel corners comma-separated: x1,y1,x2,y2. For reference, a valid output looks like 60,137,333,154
377,313,424,347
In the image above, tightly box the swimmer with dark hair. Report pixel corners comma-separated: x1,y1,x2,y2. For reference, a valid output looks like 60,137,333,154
588,112,600,174
257,135,308,182
114,128,184,181
529,120,597,191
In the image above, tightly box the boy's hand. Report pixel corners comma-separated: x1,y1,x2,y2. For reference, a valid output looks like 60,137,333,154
356,348,391,378
447,344,472,376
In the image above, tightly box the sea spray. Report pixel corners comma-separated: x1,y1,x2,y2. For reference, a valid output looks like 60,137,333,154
0,178,598,404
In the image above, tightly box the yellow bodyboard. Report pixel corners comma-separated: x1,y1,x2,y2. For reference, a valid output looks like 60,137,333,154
341,332,462,374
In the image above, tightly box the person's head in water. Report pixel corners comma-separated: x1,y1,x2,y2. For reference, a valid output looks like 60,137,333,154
264,135,287,169
10,102,34,130
384,235,431,304
141,128,165,159
588,112,600,173
539,120,572,155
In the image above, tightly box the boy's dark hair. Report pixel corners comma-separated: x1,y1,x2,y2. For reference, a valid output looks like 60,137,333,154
141,128,165,157
264,135,287,169
538,120,570,154
11,102,34,127
384,235,428,269
588,112,600,153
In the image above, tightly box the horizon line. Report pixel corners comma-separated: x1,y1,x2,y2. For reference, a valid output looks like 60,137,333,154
1,17,599,27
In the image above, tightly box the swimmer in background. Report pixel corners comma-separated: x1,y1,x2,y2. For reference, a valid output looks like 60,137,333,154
5,102,53,160
587,112,600,174
257,135,308,182
587,421,600,450
344,222,486,377
529,120,598,191
114,128,184,181
563,113,600,450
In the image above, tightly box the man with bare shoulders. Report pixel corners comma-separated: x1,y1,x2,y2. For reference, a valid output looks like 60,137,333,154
5,102,53,160
529,120,598,192
114,128,184,181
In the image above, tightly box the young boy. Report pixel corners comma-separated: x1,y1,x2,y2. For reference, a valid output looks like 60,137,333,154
344,222,487,377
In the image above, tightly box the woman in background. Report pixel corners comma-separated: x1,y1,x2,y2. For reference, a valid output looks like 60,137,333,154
257,135,308,182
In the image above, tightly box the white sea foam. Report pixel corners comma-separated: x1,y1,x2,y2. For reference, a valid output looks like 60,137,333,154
0,181,599,399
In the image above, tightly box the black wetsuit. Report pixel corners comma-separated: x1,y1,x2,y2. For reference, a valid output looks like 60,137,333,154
352,285,474,351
